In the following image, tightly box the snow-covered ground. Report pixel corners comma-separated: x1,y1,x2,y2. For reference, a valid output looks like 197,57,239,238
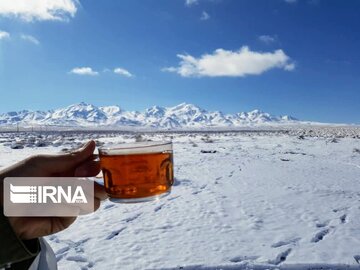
0,128,360,270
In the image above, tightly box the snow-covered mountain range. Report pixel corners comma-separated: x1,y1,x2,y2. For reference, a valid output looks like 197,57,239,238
0,102,298,128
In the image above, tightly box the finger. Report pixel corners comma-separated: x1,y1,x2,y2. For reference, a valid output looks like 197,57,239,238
64,141,97,165
94,182,108,201
52,217,77,234
18,216,77,240
74,159,101,177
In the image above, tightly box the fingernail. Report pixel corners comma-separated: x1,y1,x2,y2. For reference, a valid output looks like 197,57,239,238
82,141,92,149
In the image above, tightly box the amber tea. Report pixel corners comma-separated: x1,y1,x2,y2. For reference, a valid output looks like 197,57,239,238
99,141,173,203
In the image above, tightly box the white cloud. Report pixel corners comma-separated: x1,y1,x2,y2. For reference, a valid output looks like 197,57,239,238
0,30,10,40
114,67,133,77
20,34,40,45
185,0,199,7
284,0,297,3
0,0,78,22
284,63,295,71
163,46,295,77
200,11,210,21
258,35,277,44
70,67,98,76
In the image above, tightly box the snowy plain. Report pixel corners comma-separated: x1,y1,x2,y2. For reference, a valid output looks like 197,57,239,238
0,127,360,270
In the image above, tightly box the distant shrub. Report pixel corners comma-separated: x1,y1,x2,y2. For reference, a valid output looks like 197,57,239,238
135,134,144,142
201,135,214,143
297,135,305,140
189,140,198,147
200,150,217,154
329,138,339,143
95,140,105,147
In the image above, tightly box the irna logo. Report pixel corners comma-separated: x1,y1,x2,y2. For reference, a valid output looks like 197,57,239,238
4,177,95,216
10,184,88,204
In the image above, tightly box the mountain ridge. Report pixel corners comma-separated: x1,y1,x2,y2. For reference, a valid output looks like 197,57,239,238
0,102,299,128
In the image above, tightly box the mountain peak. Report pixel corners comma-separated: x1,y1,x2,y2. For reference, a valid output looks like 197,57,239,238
148,105,165,110
145,105,166,118
75,102,92,107
249,109,264,114
64,102,97,111
281,115,298,121
169,103,205,112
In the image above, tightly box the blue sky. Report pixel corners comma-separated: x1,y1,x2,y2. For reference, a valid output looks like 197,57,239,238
0,0,359,123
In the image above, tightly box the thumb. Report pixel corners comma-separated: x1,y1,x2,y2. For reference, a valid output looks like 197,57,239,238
43,141,96,169
64,140,96,165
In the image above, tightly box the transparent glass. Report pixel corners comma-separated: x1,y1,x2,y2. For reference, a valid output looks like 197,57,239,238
98,141,174,203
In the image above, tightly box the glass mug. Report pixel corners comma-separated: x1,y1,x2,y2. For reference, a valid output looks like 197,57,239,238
98,141,174,203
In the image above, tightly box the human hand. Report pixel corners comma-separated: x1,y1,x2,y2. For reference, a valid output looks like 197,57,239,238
0,140,107,240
